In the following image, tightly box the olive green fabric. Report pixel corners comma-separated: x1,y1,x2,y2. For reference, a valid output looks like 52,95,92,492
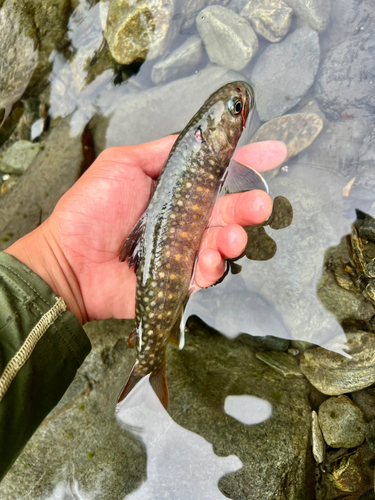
0,252,91,481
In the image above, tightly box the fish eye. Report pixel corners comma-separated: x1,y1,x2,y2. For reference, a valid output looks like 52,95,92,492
228,97,242,116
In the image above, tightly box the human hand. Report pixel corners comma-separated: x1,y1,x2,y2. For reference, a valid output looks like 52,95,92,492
5,137,287,324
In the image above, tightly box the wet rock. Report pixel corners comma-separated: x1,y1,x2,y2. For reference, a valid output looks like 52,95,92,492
196,6,259,71
251,27,320,122
318,395,367,448
301,332,375,395
312,410,325,464
291,340,315,353
351,388,375,422
256,351,303,378
104,0,181,64
0,117,84,250
0,175,19,196
251,113,323,162
182,0,231,30
284,0,330,32
241,0,293,43
226,0,249,13
0,319,312,500
151,35,202,85
243,334,290,352
0,140,41,175
0,0,38,124
266,195,293,230
329,449,362,493
100,66,244,151
350,127,375,202
315,30,375,122
366,419,375,453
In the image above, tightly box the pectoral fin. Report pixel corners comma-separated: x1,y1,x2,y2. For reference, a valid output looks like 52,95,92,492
220,159,269,195
119,213,147,272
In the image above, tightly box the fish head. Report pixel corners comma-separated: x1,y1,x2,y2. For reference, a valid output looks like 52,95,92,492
197,81,254,154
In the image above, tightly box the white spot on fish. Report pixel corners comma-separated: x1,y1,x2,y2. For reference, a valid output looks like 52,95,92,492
177,200,183,206
148,330,154,336
186,182,192,188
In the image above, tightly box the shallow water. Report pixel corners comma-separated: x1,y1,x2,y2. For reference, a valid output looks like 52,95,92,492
1,0,375,498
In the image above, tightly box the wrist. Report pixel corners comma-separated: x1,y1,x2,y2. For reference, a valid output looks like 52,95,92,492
4,221,88,325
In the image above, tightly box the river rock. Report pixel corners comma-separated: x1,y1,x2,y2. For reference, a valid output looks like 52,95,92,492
0,117,85,250
312,410,325,463
0,318,312,499
226,0,249,13
182,0,231,30
318,396,367,448
0,0,38,124
0,140,41,175
241,0,293,43
256,351,303,378
284,0,330,32
250,27,320,122
151,35,202,85
351,388,375,423
97,66,244,151
315,29,375,122
350,127,375,203
301,332,375,395
196,6,258,71
251,113,323,161
104,0,181,64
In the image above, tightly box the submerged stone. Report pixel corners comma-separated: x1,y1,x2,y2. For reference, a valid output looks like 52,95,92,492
151,35,202,85
284,0,330,32
301,332,375,395
196,6,258,71
251,27,320,121
251,113,323,161
311,410,325,464
241,0,292,43
256,351,303,378
0,140,41,175
182,0,231,30
318,395,367,448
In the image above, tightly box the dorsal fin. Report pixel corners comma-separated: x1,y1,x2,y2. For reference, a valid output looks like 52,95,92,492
220,159,269,195
119,213,147,272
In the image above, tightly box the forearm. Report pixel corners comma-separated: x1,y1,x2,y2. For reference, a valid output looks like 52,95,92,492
4,220,87,325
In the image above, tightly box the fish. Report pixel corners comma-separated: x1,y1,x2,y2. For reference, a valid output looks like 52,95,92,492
118,81,267,409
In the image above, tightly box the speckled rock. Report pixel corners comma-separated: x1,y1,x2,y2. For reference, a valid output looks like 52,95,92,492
151,35,202,85
241,0,293,43
251,27,320,121
315,30,375,122
104,0,181,64
318,396,367,448
196,6,258,71
301,332,375,395
256,351,303,378
312,410,325,463
284,0,330,32
0,319,312,500
0,140,41,174
0,0,38,123
251,113,323,161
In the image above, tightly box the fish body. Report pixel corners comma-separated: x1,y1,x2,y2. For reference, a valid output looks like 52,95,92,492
118,82,254,408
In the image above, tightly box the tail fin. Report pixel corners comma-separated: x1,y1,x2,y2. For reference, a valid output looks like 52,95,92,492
117,359,169,409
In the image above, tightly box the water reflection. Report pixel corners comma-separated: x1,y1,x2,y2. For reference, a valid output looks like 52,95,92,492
224,395,272,425
116,376,242,500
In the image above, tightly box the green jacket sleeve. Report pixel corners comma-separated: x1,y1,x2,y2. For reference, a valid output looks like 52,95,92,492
0,252,91,481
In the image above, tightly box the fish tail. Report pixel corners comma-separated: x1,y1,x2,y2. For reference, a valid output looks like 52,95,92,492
117,358,169,409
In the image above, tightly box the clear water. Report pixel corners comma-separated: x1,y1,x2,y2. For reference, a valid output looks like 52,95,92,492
1,0,375,498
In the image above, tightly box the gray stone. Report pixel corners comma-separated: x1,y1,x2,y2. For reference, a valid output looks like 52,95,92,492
226,0,249,13
301,332,375,395
256,351,303,378
241,0,293,43
0,319,312,499
351,127,375,202
284,0,330,32
312,410,325,463
351,389,375,423
181,0,231,30
251,113,323,161
251,27,320,122
315,30,375,122
318,395,367,448
291,340,315,352
151,35,202,85
196,6,258,71
0,140,41,174
0,117,84,250
104,0,181,64
98,66,244,151
0,0,38,123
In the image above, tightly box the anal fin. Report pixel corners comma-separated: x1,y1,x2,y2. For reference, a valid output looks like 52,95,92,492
220,159,269,195
168,305,186,349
